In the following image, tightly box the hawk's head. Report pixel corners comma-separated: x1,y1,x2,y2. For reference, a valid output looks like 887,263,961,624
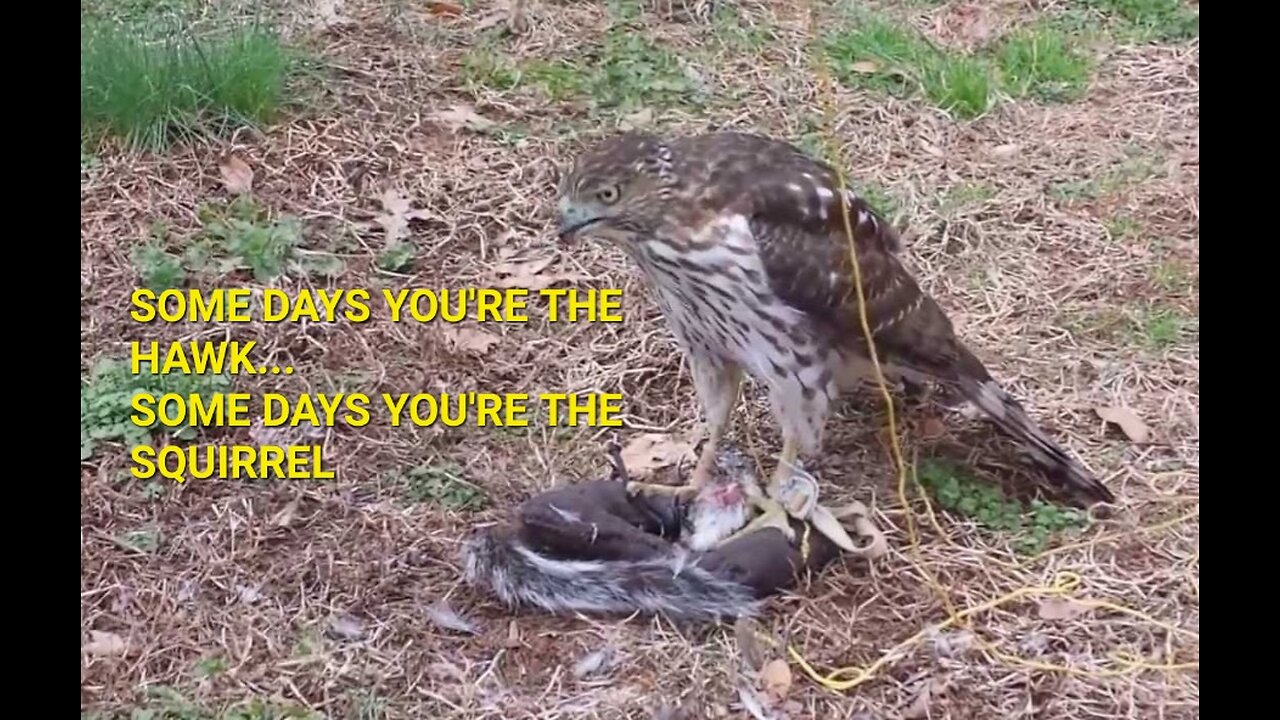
556,132,678,244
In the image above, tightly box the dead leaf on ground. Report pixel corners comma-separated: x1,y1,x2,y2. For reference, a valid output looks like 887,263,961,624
1020,632,1050,655
620,433,696,478
327,613,366,641
428,660,467,682
314,0,353,28
1036,596,1093,621
917,416,948,440
426,0,465,16
487,255,587,291
375,188,431,248
504,619,522,648
990,143,1020,159
250,419,326,446
83,630,127,657
928,628,974,659
507,0,530,35
177,579,199,602
572,644,618,678
1095,405,1150,443
758,658,792,704
426,104,497,134
620,107,654,131
734,616,773,671
849,60,881,74
651,704,687,720
237,584,264,604
902,679,937,720
475,12,509,31
218,154,254,195
938,2,994,47
426,599,479,635
271,498,300,528
919,138,945,158
735,686,775,720
443,326,502,355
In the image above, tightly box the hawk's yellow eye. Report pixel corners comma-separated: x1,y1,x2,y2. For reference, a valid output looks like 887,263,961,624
596,185,620,204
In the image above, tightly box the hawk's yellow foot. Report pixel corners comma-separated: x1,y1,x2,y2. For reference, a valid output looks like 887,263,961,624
625,436,723,502
768,457,864,554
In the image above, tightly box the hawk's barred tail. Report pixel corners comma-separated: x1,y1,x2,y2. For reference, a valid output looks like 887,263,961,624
461,528,762,621
951,350,1115,505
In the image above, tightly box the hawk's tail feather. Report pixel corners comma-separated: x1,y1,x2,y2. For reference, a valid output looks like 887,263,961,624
461,528,762,621
949,356,1114,505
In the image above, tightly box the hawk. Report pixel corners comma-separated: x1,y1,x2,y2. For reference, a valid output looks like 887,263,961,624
555,131,1114,548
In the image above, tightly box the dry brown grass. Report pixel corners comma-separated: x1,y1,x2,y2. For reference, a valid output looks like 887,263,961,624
81,1,1198,718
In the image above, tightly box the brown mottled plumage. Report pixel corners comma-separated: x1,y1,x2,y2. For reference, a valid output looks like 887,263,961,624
556,131,1114,519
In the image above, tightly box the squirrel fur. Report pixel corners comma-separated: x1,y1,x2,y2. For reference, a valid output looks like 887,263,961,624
461,448,844,622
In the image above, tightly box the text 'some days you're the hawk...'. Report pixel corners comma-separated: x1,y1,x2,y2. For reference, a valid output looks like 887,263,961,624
124,286,628,484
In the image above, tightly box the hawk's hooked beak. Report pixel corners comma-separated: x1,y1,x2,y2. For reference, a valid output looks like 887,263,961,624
556,199,600,242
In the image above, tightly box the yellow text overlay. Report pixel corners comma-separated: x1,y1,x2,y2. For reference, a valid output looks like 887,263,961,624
132,341,272,376
131,444,333,483
541,289,622,322
384,392,623,427
128,392,625,429
130,288,373,323
129,287,625,324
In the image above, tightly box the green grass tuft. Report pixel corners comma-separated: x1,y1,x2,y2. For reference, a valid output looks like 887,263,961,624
524,60,590,101
1151,258,1195,295
132,239,188,292
1105,215,1143,241
996,27,1094,102
1051,149,1161,203
709,3,773,52
478,29,701,113
459,45,521,92
390,463,487,510
824,14,1105,117
1133,304,1191,349
188,197,344,282
826,19,996,117
825,18,926,97
376,242,417,273
125,685,325,720
922,55,993,119
916,458,1089,554
80,13,294,151
193,654,229,679
857,183,902,221
1079,0,1199,42
81,356,231,460
582,32,703,110
118,527,162,553
939,182,996,213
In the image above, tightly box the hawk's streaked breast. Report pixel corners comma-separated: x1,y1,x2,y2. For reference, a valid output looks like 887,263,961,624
626,211,848,456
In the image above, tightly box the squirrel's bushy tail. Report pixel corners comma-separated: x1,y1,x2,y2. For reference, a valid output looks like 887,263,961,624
461,529,761,621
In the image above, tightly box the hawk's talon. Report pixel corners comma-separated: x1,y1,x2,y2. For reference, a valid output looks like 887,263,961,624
765,459,888,558
825,500,888,560
773,472,819,519
807,504,862,554
624,481,700,502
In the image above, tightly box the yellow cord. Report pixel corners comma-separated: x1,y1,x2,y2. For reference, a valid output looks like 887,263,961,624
784,2,1197,693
